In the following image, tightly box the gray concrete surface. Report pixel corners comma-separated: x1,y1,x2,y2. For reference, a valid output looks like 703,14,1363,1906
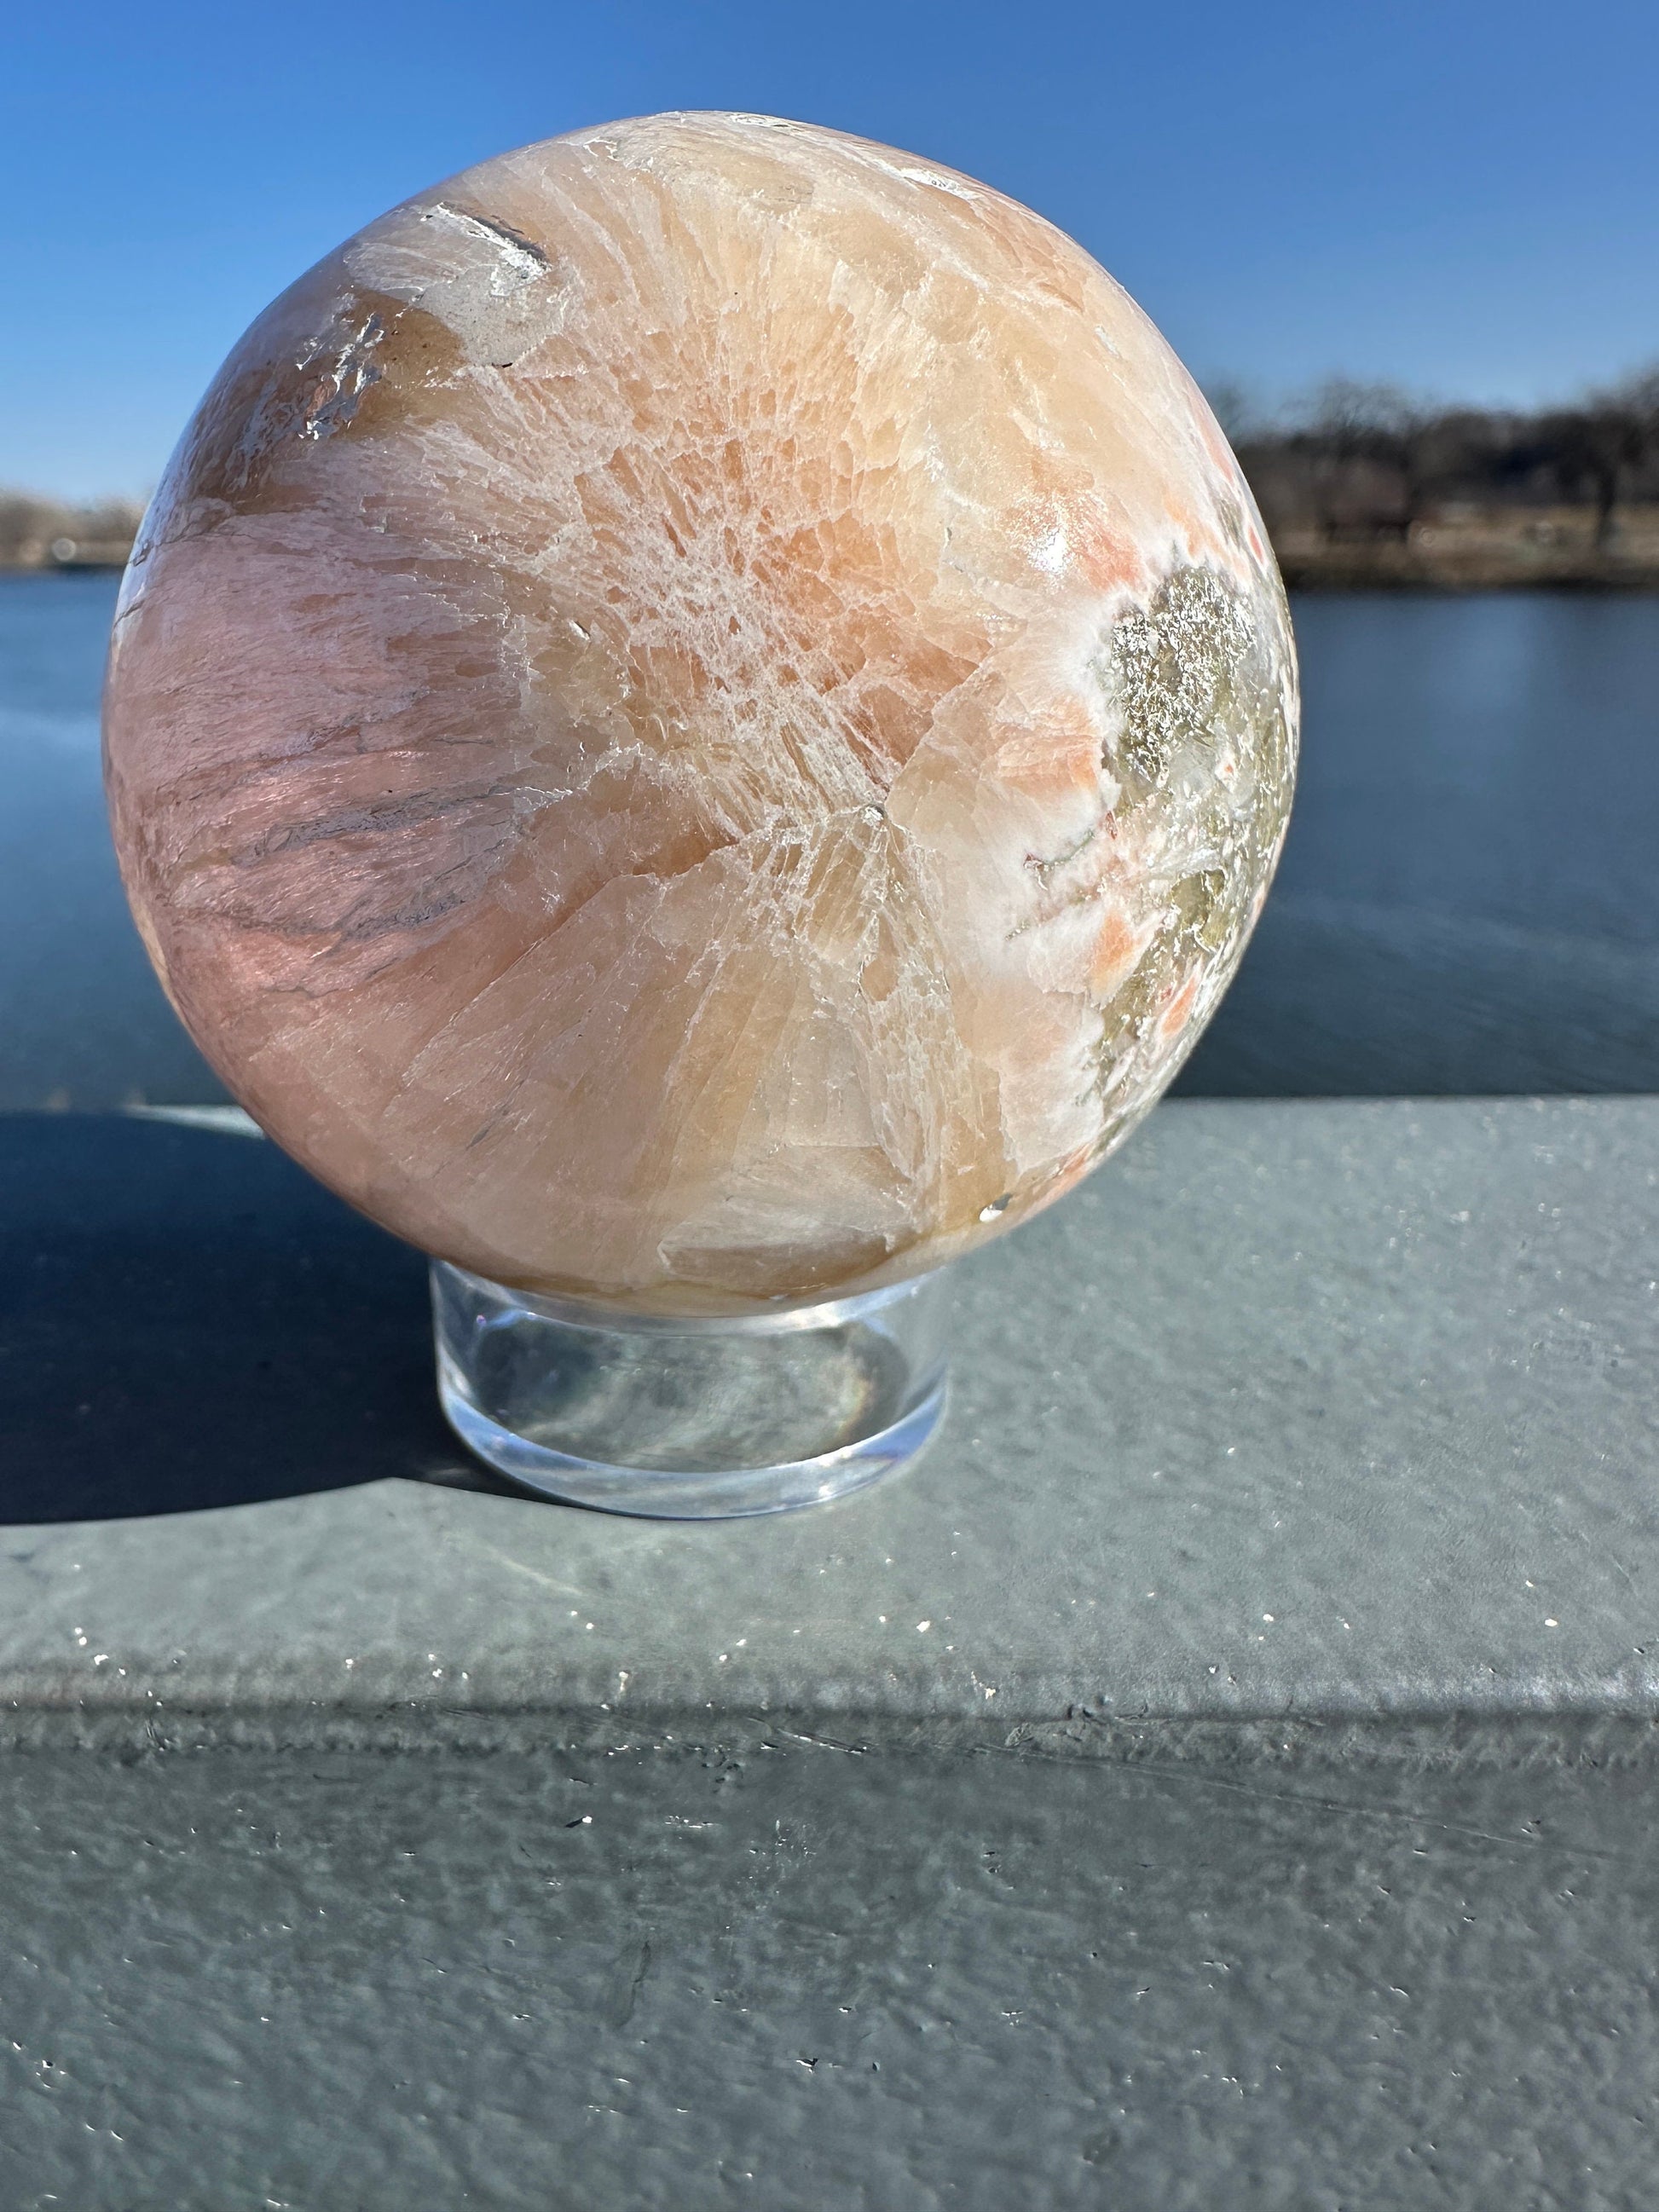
3,1098,1658,2209
2,1096,1656,1733
4,1726,1658,2211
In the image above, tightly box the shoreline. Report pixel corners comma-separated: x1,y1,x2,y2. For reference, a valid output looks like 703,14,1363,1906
1273,500,1659,593
1283,563,1659,592
0,560,126,576
8,511,1659,595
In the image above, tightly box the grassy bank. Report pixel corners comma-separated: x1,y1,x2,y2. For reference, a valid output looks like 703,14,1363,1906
1276,503,1659,591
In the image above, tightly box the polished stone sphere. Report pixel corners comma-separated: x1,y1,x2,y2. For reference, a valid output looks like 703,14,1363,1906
104,113,1297,1314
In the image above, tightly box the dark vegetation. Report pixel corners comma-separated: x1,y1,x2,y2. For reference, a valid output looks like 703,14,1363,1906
0,494,145,572
1212,367,1659,587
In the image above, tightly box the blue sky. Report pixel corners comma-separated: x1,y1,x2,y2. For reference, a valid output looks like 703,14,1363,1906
7,0,1656,498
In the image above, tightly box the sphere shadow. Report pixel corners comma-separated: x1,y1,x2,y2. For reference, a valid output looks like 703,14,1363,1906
0,1115,487,1523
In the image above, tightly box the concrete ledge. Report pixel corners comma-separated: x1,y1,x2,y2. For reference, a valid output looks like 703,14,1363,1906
5,1101,1659,2209
9,1729,1658,2210
3,1096,1655,1740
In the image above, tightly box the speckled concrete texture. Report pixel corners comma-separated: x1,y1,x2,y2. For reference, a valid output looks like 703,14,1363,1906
3,1100,1656,2209
3,1727,1657,2210
1,1097,1655,1730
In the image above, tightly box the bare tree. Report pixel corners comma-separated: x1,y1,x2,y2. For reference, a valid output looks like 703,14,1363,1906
1193,362,1659,556
1199,378,1260,448
1535,395,1646,548
1297,379,1425,541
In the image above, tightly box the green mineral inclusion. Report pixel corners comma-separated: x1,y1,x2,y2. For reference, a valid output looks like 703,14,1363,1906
1088,562,1297,1119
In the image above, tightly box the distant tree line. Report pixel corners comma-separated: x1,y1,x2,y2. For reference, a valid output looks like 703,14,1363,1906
1212,368,1659,548
6,366,1659,574
0,493,145,569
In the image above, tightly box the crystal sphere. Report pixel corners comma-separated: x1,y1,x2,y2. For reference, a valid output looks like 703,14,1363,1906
105,113,1297,1315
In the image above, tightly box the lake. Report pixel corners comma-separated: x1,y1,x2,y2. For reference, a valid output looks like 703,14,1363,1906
3,571,1656,1110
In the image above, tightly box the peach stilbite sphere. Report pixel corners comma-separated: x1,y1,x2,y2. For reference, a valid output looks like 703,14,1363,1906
104,113,1297,1315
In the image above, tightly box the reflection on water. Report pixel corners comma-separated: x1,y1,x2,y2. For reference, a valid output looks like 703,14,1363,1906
2,573,1656,1107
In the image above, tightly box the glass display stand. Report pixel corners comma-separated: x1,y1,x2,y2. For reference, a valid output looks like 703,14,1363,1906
431,1262,950,1518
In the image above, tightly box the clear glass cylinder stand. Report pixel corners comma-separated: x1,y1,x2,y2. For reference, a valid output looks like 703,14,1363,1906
431,1262,950,1518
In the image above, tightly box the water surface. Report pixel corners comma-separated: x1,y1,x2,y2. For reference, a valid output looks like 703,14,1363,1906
2,575,1655,1108
1182,592,1659,1094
